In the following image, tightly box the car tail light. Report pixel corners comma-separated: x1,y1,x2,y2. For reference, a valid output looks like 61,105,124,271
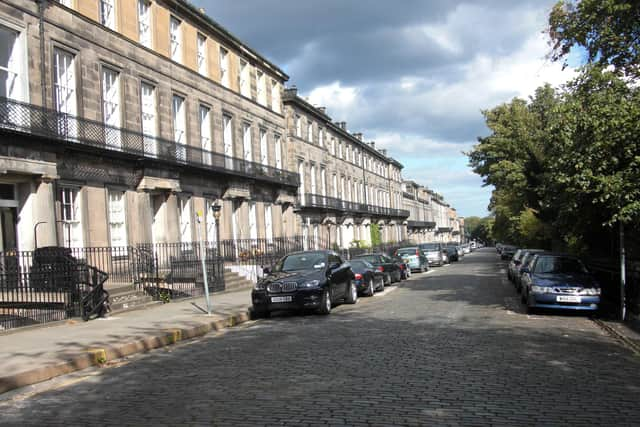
415,250,420,256
354,273,362,280
376,266,384,272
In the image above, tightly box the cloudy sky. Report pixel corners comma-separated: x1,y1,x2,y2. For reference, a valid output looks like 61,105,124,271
193,0,576,217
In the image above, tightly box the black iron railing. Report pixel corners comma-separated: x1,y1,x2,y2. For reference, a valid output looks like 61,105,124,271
0,97,299,187
407,220,436,229
0,247,109,330
299,193,410,219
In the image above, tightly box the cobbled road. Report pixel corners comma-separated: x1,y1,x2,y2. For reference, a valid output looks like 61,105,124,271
2,249,640,426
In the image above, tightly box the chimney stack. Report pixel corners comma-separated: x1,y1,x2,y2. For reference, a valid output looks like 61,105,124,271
318,106,326,114
369,141,376,149
380,149,387,156
353,132,363,140
339,121,347,130
285,85,298,97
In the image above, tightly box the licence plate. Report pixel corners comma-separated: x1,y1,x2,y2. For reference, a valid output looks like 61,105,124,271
557,295,581,303
271,296,292,303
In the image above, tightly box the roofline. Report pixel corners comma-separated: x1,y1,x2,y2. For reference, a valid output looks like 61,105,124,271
172,0,289,82
283,90,404,168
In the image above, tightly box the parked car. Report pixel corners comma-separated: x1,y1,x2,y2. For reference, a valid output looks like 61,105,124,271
456,246,465,258
509,249,544,283
500,245,517,260
394,247,429,273
444,245,460,262
520,253,601,314
251,250,355,317
508,249,525,282
462,244,471,255
514,249,547,292
418,243,447,266
348,259,385,296
391,255,412,279
353,253,402,285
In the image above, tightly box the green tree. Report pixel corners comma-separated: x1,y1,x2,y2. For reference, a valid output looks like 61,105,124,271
467,85,560,246
546,67,640,237
548,0,640,79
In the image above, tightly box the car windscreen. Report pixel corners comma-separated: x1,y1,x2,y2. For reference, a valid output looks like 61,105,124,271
533,256,588,274
419,244,440,250
355,255,378,263
274,252,326,272
396,248,418,256
349,260,372,270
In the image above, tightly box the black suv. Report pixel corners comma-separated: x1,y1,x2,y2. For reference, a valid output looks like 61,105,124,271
251,250,355,317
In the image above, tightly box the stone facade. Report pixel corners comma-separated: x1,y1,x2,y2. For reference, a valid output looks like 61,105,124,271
0,0,295,252
402,180,462,244
283,88,407,249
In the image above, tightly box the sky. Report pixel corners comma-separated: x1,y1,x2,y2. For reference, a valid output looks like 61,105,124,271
192,0,577,218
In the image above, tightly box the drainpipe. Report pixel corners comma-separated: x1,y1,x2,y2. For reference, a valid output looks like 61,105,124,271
37,0,47,107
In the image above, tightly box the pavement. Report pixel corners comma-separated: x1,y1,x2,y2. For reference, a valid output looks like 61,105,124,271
0,287,253,394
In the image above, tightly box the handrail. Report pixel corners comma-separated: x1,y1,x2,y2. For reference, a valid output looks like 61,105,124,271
0,97,299,187
79,263,110,321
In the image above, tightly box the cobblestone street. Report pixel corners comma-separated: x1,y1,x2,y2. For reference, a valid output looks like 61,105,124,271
2,249,639,426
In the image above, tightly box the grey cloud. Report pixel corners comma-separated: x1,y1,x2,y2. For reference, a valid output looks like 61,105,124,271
195,0,549,88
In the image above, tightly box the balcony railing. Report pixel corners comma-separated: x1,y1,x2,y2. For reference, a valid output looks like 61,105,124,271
402,191,416,200
0,97,299,187
407,220,436,229
298,193,410,219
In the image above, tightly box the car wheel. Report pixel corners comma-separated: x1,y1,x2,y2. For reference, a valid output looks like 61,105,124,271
367,278,375,296
384,273,391,285
345,281,358,304
377,277,385,291
317,288,332,315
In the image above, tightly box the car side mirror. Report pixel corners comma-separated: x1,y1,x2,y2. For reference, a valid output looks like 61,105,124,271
521,267,530,274
262,266,272,274
330,262,341,271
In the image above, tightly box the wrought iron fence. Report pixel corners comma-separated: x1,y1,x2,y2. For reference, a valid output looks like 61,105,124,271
0,247,108,331
0,97,298,187
139,242,225,299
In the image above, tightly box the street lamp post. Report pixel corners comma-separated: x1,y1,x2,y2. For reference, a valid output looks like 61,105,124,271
211,202,222,287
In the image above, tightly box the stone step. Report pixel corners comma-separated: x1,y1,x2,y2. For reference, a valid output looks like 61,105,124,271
108,299,162,316
109,293,157,313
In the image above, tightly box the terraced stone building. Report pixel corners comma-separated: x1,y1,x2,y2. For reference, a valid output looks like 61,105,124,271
0,0,297,253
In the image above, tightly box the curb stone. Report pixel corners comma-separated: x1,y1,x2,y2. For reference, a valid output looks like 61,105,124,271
0,310,251,395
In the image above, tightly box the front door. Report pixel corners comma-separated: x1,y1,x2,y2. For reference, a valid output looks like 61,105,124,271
0,207,17,251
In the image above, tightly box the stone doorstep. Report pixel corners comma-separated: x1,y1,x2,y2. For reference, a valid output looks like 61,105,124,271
0,309,252,395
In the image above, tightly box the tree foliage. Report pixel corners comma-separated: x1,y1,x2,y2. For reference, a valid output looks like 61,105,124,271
464,216,494,243
548,0,640,78
468,68,640,250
